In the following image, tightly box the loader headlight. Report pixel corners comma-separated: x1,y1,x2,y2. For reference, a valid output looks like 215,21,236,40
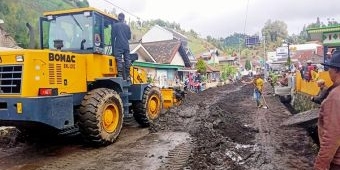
84,11,91,17
47,15,54,21
16,55,24,62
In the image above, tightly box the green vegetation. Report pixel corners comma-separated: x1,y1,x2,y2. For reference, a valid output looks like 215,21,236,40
268,72,279,88
220,64,237,81
245,59,251,70
1,0,215,55
1,1,325,58
204,18,327,59
187,35,215,55
195,59,207,74
0,0,89,48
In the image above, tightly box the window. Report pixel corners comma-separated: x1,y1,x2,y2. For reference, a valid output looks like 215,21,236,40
103,18,113,55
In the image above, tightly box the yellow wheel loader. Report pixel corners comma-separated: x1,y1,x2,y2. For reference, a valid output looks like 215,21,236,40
0,7,182,145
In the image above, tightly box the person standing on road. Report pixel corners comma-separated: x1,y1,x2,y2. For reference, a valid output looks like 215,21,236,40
304,60,314,81
112,13,131,80
314,51,340,170
253,73,264,108
311,66,320,81
278,72,289,87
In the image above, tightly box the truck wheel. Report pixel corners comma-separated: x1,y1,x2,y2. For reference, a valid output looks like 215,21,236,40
133,86,163,127
78,88,123,145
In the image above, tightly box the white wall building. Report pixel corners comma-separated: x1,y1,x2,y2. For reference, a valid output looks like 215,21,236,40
141,25,173,43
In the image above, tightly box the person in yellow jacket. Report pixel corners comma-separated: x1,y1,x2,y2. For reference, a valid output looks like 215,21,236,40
311,66,319,81
253,73,264,108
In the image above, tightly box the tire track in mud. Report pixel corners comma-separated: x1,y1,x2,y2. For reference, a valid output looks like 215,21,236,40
151,84,246,169
251,92,316,170
35,127,150,170
253,103,277,170
185,83,316,170
187,84,259,170
32,129,192,170
175,86,243,169
159,142,192,170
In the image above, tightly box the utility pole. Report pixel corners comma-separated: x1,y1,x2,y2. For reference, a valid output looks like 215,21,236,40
263,36,267,78
263,36,266,61
287,42,291,71
238,36,241,67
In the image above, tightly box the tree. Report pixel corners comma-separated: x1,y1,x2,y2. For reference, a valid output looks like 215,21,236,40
245,59,251,70
306,17,324,29
196,59,207,74
75,0,89,8
206,35,213,42
189,29,198,38
261,20,288,43
241,48,251,59
221,64,237,81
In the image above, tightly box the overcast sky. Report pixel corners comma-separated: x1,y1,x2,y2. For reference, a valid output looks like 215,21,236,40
88,0,340,38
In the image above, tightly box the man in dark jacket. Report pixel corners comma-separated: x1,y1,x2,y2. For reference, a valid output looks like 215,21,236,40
112,13,131,80
314,51,340,170
311,79,328,104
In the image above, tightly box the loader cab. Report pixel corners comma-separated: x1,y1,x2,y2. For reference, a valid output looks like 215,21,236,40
40,8,118,55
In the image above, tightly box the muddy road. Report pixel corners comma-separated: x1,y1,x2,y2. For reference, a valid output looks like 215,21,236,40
0,83,317,170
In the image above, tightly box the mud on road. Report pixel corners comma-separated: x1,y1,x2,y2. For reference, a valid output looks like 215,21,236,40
0,82,317,170
152,82,317,170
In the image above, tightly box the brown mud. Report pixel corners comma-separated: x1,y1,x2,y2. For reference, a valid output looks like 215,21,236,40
151,82,317,170
0,82,317,170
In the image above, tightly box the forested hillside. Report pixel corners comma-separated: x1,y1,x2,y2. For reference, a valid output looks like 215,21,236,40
0,0,89,48
0,0,216,55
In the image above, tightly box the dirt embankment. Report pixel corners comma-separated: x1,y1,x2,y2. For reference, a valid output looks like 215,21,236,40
151,82,317,170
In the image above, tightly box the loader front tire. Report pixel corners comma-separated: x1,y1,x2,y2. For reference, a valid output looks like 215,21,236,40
78,88,123,145
133,85,163,127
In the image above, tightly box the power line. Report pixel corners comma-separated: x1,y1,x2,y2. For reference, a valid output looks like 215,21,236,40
243,0,250,35
238,0,250,65
100,0,143,21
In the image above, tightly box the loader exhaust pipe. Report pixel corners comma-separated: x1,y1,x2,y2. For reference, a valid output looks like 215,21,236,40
26,22,35,49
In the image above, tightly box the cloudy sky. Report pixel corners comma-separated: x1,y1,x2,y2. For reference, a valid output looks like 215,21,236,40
88,0,340,38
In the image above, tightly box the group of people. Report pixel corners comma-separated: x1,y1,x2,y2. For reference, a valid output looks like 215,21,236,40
184,73,203,92
251,50,340,169
261,50,340,169
298,60,321,82
117,13,340,168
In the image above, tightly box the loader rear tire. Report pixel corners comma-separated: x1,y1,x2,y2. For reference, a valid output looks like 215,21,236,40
78,88,123,146
133,85,163,127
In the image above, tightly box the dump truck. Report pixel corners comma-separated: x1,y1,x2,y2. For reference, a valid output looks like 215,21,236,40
0,7,183,145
